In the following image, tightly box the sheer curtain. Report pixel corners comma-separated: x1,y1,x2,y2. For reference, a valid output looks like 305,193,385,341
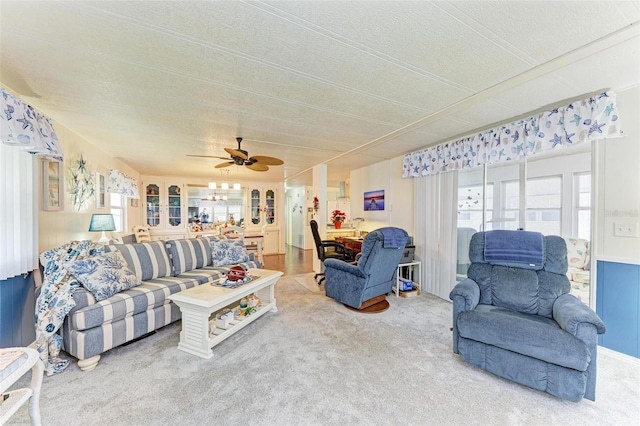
0,144,38,280
414,170,458,300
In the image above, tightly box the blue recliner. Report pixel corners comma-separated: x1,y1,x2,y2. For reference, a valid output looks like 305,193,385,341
449,230,606,402
324,227,408,310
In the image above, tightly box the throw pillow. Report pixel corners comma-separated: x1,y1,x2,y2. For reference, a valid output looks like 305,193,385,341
166,238,212,275
210,239,250,267
67,251,142,301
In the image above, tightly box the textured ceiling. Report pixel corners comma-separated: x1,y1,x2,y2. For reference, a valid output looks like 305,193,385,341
1,1,639,186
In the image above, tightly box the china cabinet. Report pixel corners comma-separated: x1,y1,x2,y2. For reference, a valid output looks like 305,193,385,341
246,186,280,254
249,187,277,226
142,179,186,240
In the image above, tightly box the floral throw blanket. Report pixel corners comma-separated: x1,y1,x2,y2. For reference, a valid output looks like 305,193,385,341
36,240,104,376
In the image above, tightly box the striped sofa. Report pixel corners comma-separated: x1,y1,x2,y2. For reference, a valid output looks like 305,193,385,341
60,237,260,371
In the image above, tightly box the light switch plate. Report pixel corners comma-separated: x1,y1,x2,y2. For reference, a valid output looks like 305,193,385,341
614,222,638,237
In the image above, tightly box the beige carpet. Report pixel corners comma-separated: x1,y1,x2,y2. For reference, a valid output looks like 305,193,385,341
7,273,640,425
293,273,321,293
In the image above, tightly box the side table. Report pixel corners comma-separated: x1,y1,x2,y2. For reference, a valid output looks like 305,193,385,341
394,261,422,297
0,347,43,426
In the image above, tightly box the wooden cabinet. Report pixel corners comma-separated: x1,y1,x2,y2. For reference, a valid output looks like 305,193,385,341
263,229,280,254
142,179,186,240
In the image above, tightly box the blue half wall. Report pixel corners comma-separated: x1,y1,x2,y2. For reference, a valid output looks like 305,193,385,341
596,260,640,358
0,272,36,347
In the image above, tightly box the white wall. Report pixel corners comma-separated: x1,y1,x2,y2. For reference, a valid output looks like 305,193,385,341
38,123,141,252
595,86,640,264
350,156,414,237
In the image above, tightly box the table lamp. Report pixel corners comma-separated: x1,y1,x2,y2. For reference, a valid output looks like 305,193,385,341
89,214,116,244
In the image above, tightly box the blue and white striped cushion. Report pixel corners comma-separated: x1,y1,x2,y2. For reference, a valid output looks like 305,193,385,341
104,241,172,281
166,238,212,275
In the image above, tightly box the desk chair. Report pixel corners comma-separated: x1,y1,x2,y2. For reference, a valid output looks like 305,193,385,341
310,220,351,285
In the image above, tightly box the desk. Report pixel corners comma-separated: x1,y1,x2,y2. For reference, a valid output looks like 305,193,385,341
0,347,43,425
326,229,357,240
335,237,363,254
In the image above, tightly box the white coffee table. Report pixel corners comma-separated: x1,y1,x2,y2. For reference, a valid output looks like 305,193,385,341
169,268,283,359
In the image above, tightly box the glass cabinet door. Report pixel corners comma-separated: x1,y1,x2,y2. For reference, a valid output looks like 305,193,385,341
167,185,182,227
251,189,261,225
146,184,160,227
266,189,275,224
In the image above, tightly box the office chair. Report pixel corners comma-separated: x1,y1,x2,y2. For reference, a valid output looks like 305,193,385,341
310,220,351,285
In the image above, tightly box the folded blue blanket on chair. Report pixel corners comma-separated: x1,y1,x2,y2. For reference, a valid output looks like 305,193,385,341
378,227,406,249
484,230,544,267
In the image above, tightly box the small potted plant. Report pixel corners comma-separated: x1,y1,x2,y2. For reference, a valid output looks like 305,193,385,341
331,210,346,229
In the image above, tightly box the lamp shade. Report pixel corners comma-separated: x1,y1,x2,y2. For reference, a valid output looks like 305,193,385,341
89,214,116,232
89,214,115,244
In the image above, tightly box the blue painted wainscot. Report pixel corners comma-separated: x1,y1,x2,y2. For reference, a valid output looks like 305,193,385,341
0,272,36,347
596,260,640,358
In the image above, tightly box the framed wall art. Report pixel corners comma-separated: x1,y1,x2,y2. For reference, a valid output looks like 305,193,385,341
364,189,385,211
42,160,64,211
96,172,106,208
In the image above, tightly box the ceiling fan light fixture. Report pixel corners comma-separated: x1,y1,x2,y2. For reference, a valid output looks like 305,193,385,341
208,182,217,189
233,183,241,190
189,138,283,173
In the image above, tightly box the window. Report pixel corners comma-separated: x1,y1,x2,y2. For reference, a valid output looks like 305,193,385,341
575,173,591,240
200,200,244,225
502,180,520,230
110,193,126,232
457,184,493,232
457,167,493,280
525,176,562,235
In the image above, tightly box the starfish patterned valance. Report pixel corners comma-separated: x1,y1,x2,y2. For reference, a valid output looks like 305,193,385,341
107,169,140,199
1,87,64,160
402,91,622,178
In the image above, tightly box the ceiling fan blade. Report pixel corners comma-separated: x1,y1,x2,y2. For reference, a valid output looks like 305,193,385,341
246,163,269,172
224,148,248,160
187,154,231,160
215,162,234,168
251,155,284,166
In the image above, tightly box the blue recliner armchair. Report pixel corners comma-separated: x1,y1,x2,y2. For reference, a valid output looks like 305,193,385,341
324,227,408,311
449,230,606,402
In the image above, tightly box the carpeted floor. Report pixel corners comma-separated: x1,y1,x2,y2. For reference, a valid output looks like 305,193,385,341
7,273,640,425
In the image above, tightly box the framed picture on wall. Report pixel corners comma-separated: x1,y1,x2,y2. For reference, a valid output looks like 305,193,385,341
42,160,64,211
96,172,106,208
364,190,384,211
130,198,139,208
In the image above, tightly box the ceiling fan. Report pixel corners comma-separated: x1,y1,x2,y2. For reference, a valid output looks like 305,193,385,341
187,137,284,172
